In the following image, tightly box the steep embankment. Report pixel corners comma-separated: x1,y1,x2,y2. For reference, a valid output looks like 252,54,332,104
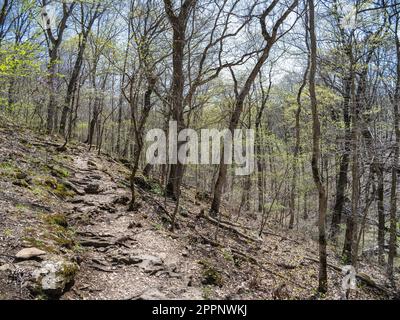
0,123,396,300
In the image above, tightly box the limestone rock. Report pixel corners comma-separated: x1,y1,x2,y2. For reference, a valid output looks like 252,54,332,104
15,248,46,260
0,263,14,272
132,288,167,300
31,260,78,298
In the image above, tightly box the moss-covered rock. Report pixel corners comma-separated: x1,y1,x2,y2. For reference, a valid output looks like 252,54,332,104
31,259,79,299
199,260,224,287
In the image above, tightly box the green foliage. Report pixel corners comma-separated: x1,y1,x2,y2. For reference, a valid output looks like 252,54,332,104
0,42,41,78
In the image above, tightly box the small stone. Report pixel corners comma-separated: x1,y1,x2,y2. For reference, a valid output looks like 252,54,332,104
132,288,167,300
113,195,130,205
13,180,30,188
84,183,100,194
180,208,189,217
0,263,14,272
15,248,46,260
16,172,28,180
87,160,98,168
128,222,142,229
182,250,189,257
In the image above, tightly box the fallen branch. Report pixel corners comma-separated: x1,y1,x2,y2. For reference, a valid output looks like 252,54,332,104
197,233,308,290
262,230,302,245
230,248,308,290
201,214,261,243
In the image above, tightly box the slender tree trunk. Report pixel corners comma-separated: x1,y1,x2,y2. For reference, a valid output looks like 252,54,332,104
210,0,298,216
289,37,310,229
377,165,385,264
46,52,58,134
211,51,271,216
309,0,328,294
388,15,400,282
59,38,87,135
330,77,351,241
129,80,155,210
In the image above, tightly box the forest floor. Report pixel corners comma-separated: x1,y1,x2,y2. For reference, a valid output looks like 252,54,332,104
0,120,398,300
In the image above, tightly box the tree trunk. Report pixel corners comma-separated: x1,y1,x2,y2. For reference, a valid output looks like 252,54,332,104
46,52,58,134
388,15,400,282
309,0,328,294
377,165,385,265
164,0,195,199
330,76,351,241
59,38,87,135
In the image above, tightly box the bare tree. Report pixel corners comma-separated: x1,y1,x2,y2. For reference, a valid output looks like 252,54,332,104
41,0,76,133
59,2,104,137
210,0,299,216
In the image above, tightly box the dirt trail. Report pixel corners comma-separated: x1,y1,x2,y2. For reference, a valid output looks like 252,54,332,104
1,126,393,300
60,150,394,300
62,152,203,300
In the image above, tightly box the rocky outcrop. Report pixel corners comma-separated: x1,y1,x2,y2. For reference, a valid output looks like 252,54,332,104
30,259,79,298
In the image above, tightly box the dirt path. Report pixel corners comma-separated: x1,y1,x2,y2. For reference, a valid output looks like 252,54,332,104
1,128,394,300
62,152,203,300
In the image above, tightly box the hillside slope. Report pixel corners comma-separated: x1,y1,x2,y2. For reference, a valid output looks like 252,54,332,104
0,123,396,300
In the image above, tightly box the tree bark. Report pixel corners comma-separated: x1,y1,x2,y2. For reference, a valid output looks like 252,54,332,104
388,12,400,282
309,0,328,294
163,0,196,199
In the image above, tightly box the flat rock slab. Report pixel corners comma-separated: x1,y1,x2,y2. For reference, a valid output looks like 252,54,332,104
131,288,167,300
15,248,46,260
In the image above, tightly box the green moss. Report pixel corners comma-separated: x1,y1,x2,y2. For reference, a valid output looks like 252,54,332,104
33,176,74,198
13,179,30,188
61,262,79,280
149,179,164,195
199,260,224,287
51,166,70,178
31,186,46,197
44,213,68,228
152,223,163,231
51,182,75,198
3,229,13,237
35,293,48,301
202,286,213,300
49,232,76,249
22,237,55,253
72,243,84,254
15,203,28,212
54,154,73,163
0,161,18,177
42,214,76,250
221,248,234,262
